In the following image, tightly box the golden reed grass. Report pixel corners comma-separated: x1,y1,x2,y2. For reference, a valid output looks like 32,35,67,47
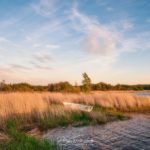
0,92,149,117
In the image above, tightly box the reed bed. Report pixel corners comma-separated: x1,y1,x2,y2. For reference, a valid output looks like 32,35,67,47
0,92,150,118
65,92,150,111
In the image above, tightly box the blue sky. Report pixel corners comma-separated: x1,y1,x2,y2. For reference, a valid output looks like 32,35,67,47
0,0,150,85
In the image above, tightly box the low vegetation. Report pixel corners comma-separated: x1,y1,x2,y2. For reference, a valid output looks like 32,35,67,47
0,76,149,149
0,72,150,92
0,92,149,131
0,93,128,131
0,120,58,150
0,82,150,92
1,92,149,116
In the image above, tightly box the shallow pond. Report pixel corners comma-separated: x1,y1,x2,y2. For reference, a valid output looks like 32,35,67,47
44,115,150,150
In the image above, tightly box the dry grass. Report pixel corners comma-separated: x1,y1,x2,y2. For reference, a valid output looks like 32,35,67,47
0,92,92,132
0,92,150,118
65,92,150,111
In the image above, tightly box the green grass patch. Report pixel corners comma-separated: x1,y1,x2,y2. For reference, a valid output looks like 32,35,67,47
0,120,58,150
38,111,92,130
93,105,127,121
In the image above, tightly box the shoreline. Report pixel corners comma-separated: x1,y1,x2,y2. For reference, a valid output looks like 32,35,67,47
43,114,150,150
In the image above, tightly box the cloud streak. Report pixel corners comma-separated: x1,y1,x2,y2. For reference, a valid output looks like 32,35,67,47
31,62,52,70
30,53,53,70
33,53,52,63
10,64,31,70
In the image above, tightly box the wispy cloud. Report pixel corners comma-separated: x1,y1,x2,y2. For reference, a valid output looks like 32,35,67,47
31,0,55,17
71,7,121,57
30,53,53,70
32,53,52,63
10,64,31,70
31,62,52,70
31,0,64,17
70,7,149,61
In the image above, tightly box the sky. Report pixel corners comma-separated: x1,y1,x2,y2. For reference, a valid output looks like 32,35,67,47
0,0,150,85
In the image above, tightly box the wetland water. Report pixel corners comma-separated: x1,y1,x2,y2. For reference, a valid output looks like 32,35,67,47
134,91,150,97
44,115,150,150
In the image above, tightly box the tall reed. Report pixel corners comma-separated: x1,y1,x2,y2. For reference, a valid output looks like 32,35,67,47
0,92,149,118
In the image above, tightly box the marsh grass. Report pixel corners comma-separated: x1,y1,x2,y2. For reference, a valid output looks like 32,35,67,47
0,92,149,117
0,92,149,131
0,106,104,132
64,92,150,112
93,105,128,121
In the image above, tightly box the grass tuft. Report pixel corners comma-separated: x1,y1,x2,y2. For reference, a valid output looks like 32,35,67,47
0,119,58,150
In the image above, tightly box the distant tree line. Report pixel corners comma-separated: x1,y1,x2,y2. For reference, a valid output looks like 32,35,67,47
0,73,150,92
0,80,47,92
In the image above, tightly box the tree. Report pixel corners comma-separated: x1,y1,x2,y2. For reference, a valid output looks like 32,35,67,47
0,80,6,91
82,73,92,92
48,82,74,92
93,82,112,91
